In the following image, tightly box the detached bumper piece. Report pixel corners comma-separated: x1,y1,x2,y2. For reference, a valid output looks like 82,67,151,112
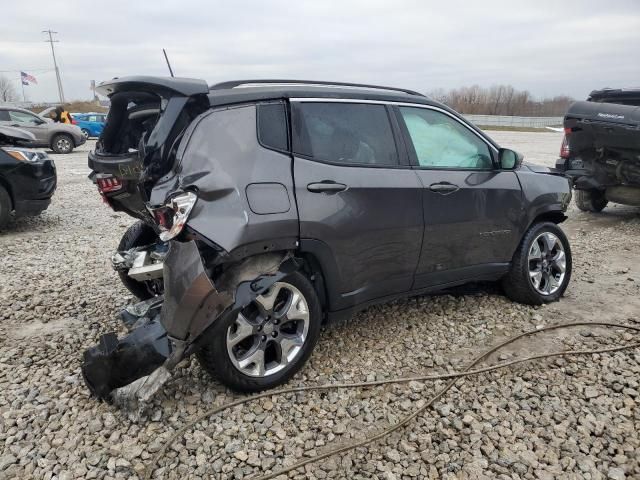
81,239,300,406
82,316,172,402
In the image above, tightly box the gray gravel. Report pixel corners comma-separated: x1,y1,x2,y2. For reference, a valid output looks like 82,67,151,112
1,134,639,480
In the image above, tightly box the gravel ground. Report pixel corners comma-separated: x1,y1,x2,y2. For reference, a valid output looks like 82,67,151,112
1,133,639,480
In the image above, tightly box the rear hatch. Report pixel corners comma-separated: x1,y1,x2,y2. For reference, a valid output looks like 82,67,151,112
88,76,209,220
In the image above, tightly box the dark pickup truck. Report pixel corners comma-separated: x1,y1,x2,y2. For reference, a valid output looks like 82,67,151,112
556,88,640,211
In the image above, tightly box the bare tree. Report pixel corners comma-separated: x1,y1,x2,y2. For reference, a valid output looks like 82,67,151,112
0,75,18,103
432,84,574,116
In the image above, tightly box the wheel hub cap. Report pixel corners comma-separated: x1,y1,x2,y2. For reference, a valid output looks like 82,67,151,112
527,232,567,295
226,281,310,377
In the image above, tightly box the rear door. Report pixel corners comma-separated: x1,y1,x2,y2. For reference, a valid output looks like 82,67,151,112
395,105,523,288
292,100,423,311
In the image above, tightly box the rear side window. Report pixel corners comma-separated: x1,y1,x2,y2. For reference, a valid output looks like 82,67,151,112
293,102,398,166
257,103,289,152
0,110,9,121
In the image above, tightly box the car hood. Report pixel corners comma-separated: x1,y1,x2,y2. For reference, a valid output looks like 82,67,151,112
522,162,566,176
0,125,36,144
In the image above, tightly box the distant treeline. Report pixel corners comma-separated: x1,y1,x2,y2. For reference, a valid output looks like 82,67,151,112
428,85,574,117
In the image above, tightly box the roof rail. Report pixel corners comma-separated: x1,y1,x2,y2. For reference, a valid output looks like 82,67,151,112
210,79,425,97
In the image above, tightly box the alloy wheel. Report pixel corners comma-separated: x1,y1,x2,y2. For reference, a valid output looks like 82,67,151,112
528,232,567,295
226,282,310,377
56,137,72,153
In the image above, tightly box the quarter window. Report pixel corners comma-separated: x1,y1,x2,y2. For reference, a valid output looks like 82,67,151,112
257,102,289,152
399,107,493,169
293,102,398,166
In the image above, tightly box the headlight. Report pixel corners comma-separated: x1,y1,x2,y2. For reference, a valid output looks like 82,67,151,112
3,148,41,163
149,191,198,242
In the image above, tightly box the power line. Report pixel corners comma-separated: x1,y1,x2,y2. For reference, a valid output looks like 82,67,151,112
43,29,65,103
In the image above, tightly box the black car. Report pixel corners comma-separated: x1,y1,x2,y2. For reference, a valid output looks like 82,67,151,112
0,126,57,228
556,88,640,211
83,77,573,404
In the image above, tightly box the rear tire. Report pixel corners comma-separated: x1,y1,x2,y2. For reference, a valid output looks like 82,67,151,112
575,189,607,212
81,128,90,139
502,222,572,305
196,271,322,393
51,133,74,154
0,185,11,229
117,221,162,300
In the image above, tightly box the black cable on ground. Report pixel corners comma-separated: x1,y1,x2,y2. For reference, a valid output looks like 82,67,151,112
144,321,640,480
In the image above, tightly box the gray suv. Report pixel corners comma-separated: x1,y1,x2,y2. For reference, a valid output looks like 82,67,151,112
0,106,85,154
82,78,573,403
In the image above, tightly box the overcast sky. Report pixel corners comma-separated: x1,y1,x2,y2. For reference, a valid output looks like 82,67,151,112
1,0,639,103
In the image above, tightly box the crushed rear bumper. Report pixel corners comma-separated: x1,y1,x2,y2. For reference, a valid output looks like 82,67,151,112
81,240,298,404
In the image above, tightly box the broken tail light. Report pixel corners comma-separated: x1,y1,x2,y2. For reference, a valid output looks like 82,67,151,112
559,128,571,159
149,191,198,241
96,175,123,193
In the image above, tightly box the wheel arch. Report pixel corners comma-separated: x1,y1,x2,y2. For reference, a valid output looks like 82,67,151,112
49,130,76,149
529,208,567,228
0,175,14,210
207,244,331,322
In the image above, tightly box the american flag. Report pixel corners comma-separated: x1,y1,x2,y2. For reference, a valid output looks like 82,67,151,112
21,71,37,85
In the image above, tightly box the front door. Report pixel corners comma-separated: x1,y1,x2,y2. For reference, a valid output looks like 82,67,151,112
395,105,523,288
292,100,423,311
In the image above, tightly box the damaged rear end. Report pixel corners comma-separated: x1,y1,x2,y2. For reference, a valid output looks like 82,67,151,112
82,80,303,405
82,240,299,406
88,76,210,221
557,89,640,206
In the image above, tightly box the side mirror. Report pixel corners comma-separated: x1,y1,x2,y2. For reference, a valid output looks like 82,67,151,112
498,148,523,170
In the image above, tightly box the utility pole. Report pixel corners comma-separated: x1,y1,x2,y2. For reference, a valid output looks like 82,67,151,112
43,29,65,104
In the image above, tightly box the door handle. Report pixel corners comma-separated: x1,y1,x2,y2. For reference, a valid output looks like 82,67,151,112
307,181,347,193
429,182,459,194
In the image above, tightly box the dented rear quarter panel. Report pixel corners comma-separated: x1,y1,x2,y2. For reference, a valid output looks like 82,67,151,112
150,104,299,257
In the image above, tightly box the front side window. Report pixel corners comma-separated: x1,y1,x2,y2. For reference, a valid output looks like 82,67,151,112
399,107,493,169
9,110,41,125
293,102,398,166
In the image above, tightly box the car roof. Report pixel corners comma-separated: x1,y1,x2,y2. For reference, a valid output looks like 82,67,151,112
207,81,440,108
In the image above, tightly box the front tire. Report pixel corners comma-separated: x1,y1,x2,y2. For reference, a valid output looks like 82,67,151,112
81,128,90,139
502,222,572,305
575,189,607,212
196,271,322,393
51,133,74,154
117,221,163,300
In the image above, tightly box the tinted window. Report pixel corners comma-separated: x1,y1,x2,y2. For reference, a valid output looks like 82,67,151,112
0,110,9,121
257,103,288,152
9,110,41,124
294,103,398,166
399,107,492,169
